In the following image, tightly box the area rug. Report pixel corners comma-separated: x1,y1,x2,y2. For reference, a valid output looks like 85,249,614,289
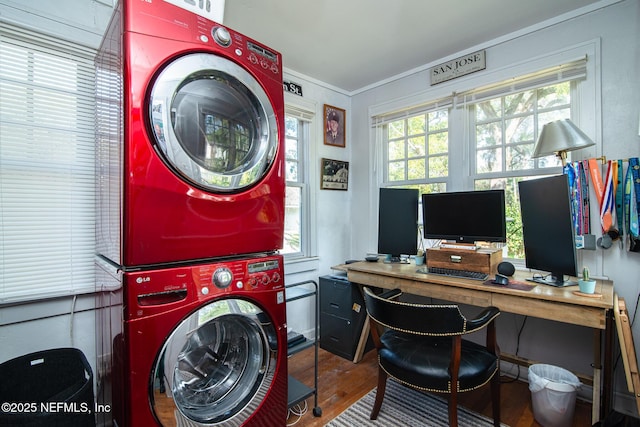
325,380,508,427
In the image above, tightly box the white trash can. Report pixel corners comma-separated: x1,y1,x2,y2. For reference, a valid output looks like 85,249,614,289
529,364,581,427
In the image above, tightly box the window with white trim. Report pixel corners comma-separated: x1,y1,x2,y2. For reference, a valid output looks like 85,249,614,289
282,107,313,258
376,58,588,260
386,110,449,188
0,23,96,303
377,99,452,194
471,81,573,258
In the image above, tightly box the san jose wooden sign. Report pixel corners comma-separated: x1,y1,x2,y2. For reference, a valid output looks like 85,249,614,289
430,50,486,85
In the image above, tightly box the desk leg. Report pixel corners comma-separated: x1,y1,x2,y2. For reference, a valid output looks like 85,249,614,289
353,317,371,363
352,284,372,364
593,329,602,424
593,310,614,424
603,309,614,416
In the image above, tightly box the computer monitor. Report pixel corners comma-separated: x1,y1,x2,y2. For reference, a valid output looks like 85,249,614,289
378,188,419,262
421,190,506,244
518,175,578,287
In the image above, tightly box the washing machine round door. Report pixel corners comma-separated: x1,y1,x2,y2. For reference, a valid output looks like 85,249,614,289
149,53,278,193
151,298,278,426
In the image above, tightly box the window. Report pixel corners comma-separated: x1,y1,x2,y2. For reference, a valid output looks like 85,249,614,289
382,108,450,194
472,82,573,259
0,24,96,303
282,110,313,258
376,58,589,261
473,82,570,176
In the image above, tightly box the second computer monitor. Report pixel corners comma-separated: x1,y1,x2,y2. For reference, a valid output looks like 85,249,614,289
518,175,578,287
422,190,506,244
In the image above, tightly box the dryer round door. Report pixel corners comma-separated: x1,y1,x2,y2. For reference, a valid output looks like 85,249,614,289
151,298,278,426
149,53,279,193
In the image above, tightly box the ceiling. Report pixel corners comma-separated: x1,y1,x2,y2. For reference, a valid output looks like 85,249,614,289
223,0,607,93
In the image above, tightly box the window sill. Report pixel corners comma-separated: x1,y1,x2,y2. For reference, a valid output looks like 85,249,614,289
284,256,320,275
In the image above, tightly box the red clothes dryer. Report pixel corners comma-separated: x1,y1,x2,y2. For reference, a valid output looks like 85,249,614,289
96,0,285,267
96,254,287,427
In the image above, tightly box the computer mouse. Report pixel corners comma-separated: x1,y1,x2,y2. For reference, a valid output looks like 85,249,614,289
492,273,509,286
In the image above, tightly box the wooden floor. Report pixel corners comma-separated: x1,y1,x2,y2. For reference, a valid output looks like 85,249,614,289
287,347,593,427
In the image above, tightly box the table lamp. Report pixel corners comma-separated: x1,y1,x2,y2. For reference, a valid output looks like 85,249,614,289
532,119,595,166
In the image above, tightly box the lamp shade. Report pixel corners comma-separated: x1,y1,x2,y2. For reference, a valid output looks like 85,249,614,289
532,119,595,158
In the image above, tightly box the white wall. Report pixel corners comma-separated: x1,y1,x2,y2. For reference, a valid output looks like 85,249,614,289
350,0,640,413
281,73,351,339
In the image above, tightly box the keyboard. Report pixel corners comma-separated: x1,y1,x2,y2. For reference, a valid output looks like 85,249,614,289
418,266,488,281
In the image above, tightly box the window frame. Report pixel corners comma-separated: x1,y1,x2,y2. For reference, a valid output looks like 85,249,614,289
371,42,600,262
283,97,318,266
381,108,451,190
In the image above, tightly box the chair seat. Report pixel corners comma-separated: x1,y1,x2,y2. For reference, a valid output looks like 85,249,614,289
379,330,498,393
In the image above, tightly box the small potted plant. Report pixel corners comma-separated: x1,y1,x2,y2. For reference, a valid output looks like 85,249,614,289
578,267,596,294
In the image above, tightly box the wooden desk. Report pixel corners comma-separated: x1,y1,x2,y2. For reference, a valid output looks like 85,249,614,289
342,261,614,423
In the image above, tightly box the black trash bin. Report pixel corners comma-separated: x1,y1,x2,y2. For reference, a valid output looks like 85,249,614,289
0,348,95,427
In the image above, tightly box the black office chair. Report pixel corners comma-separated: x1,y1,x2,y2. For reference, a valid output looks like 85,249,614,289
362,287,501,427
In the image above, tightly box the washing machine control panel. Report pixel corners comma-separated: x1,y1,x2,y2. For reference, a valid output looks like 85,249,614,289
126,256,285,318
193,257,284,298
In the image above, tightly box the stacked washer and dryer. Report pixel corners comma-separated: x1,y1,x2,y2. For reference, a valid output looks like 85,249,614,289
94,1,288,426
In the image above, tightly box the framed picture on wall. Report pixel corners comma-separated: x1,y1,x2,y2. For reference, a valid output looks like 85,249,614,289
321,158,349,191
323,104,346,148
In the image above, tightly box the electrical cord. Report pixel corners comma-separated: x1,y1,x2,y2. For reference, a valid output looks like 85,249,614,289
70,294,77,347
286,400,308,426
501,315,528,383
630,292,640,327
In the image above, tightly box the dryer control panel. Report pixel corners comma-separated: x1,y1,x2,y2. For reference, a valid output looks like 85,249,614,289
125,0,282,81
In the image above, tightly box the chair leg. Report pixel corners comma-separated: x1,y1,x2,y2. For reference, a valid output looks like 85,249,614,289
370,366,388,420
448,389,458,427
491,373,501,427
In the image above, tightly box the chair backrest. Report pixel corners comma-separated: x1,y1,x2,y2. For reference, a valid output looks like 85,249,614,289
363,287,467,336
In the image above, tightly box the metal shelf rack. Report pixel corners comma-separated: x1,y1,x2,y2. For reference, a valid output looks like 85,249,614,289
285,280,322,417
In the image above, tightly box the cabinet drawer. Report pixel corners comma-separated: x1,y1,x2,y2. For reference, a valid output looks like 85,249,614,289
320,276,360,317
426,248,501,274
320,313,359,360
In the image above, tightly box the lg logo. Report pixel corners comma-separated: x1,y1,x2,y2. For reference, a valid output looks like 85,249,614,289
136,277,151,284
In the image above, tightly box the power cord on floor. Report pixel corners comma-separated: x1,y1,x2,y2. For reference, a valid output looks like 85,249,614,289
286,400,308,426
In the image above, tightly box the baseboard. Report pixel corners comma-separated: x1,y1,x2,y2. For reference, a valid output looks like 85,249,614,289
500,361,639,418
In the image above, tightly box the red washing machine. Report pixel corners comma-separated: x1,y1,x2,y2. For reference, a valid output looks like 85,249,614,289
96,0,285,267
100,254,287,426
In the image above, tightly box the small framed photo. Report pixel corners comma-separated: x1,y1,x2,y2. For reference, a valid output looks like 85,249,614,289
321,158,349,191
323,104,346,148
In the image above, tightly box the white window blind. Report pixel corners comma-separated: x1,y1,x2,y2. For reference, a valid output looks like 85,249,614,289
371,96,453,127
285,104,315,122
455,57,587,105
0,23,96,303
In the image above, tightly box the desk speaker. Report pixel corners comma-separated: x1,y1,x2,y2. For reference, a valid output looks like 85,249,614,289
497,261,515,277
